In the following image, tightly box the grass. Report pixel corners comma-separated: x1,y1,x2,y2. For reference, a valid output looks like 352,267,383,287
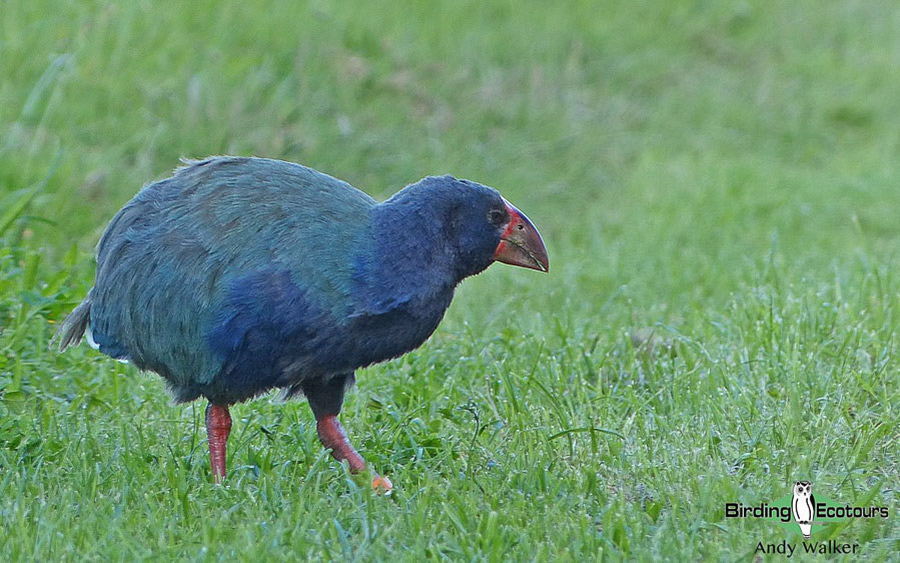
1,0,899,560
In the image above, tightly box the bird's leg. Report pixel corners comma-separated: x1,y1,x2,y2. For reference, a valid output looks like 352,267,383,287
205,403,232,483
315,414,392,492
304,374,392,492
315,414,366,472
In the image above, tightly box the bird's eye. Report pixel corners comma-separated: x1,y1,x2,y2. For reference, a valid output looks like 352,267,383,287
488,208,507,225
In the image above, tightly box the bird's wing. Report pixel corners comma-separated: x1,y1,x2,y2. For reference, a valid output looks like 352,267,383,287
90,157,375,389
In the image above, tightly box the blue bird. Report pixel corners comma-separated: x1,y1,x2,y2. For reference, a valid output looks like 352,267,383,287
56,156,549,490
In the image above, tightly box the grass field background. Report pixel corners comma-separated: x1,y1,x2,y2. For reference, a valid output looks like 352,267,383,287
1,1,898,560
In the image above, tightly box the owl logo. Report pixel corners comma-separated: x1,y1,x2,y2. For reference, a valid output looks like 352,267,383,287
791,481,816,539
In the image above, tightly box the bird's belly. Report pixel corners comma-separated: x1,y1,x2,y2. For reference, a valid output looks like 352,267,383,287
346,304,446,369
273,312,438,382
210,289,451,399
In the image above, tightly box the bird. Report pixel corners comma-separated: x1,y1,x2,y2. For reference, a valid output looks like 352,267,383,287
55,156,549,490
791,481,815,539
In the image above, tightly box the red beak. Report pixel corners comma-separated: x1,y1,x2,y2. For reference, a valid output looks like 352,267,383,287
492,198,549,272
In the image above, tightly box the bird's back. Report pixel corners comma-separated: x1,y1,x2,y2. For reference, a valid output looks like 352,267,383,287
77,157,376,401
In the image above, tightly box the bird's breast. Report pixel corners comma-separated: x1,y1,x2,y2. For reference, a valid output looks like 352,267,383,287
345,290,453,368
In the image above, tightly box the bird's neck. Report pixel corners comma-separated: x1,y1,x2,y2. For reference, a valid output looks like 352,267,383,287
353,201,459,315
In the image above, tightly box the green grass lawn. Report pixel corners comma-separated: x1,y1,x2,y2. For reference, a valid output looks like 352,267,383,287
1,0,898,560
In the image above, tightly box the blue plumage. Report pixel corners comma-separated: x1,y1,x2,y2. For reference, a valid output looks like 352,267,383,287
60,157,506,404
57,155,549,485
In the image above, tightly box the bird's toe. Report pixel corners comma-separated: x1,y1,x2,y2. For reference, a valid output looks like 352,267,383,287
372,475,393,494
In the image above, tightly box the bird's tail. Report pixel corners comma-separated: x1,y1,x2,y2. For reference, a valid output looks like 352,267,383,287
53,290,93,352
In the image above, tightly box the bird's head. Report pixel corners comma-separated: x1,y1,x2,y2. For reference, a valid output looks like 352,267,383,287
381,175,549,281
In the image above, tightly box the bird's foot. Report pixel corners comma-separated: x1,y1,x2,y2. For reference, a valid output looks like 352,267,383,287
316,414,393,493
372,475,393,493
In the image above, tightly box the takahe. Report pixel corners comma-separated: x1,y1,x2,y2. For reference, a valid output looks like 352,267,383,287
56,156,548,490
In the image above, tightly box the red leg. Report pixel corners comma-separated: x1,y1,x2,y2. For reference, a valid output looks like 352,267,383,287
206,403,232,483
316,414,392,492
316,414,365,472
